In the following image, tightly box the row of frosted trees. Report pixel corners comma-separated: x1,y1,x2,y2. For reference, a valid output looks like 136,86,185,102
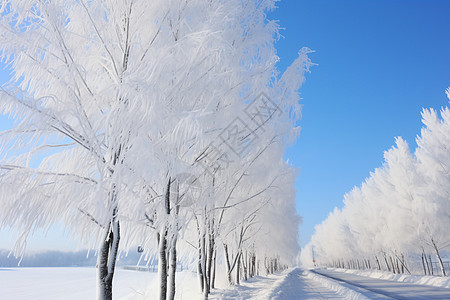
302,91,450,277
0,0,308,299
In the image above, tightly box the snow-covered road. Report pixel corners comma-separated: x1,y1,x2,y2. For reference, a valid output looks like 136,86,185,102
267,268,346,299
210,268,347,299
312,268,450,299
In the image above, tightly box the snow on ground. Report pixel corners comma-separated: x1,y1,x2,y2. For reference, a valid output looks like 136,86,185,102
0,267,156,300
305,270,373,300
0,267,203,300
122,270,202,299
324,267,450,289
2,266,449,299
312,268,450,299
209,268,347,299
0,267,352,299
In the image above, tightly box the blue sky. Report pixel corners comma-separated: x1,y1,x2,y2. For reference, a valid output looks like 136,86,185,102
270,0,450,247
1,0,450,251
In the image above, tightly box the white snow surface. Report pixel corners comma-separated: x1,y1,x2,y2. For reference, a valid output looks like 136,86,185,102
209,268,347,299
2,266,449,299
324,267,450,289
0,267,156,300
0,267,352,299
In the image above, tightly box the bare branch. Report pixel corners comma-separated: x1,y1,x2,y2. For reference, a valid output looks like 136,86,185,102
78,208,105,229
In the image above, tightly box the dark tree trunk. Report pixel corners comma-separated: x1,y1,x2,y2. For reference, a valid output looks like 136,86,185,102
211,250,217,289
429,255,434,275
383,254,390,272
242,251,248,281
421,252,428,275
97,218,120,300
236,252,241,285
168,236,177,300
422,248,431,275
168,205,179,300
224,244,232,285
159,178,171,300
431,238,446,277
202,242,209,297
206,223,214,291
198,246,204,292
159,231,168,300
390,256,396,274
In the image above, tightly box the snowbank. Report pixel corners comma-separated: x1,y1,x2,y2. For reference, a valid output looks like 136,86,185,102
326,267,450,289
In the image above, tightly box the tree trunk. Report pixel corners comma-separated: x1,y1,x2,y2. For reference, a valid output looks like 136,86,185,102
242,251,248,281
366,258,371,269
224,244,232,285
429,255,434,275
159,178,172,300
389,256,396,274
168,177,180,300
197,245,204,292
167,242,176,300
383,253,391,272
252,254,256,277
211,250,217,289
158,230,168,300
422,248,431,275
168,219,178,300
97,219,120,300
431,238,446,277
259,259,261,276
421,252,428,275
206,225,214,291
236,252,241,285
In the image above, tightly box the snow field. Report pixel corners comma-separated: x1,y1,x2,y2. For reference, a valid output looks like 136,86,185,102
122,270,202,299
0,267,354,299
10,266,447,299
0,267,156,300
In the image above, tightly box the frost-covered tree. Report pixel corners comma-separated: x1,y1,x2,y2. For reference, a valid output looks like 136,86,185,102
0,0,309,299
303,89,450,277
415,106,450,276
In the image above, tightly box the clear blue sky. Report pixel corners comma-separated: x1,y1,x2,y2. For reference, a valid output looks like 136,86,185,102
270,0,450,247
1,0,450,251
